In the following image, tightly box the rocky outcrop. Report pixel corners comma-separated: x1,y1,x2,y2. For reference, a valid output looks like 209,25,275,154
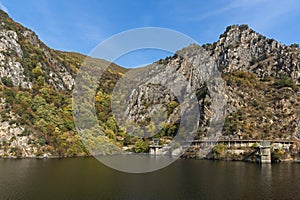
0,98,45,158
207,25,300,83
0,11,75,91
0,29,32,88
123,25,300,143
119,44,227,142
210,25,300,141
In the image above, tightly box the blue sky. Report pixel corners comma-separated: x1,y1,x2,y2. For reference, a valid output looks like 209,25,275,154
1,0,300,68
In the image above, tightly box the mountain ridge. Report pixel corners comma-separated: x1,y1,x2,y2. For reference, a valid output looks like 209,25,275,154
0,10,300,160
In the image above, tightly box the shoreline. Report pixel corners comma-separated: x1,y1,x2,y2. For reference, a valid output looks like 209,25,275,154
0,154,298,164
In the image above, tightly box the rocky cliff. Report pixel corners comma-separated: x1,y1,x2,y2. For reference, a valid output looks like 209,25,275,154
124,24,300,144
211,25,300,141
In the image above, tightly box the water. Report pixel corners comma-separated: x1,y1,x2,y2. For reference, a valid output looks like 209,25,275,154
0,158,300,200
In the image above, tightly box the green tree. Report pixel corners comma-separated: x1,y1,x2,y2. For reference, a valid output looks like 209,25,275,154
212,144,226,159
134,139,149,153
106,116,117,132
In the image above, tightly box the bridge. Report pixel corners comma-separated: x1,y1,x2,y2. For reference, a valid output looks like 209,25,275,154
149,139,295,163
193,139,294,163
190,139,294,150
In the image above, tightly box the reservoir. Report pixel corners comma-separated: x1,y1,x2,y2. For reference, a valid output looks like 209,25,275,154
0,158,299,199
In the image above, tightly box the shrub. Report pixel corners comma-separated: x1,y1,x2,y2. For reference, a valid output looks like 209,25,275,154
104,129,116,141
3,88,15,103
250,57,258,65
290,43,299,49
239,24,249,31
31,65,44,78
19,128,31,136
252,100,259,107
271,149,285,162
1,76,13,87
9,119,16,125
38,138,46,146
167,100,179,115
274,73,297,89
196,83,208,99
252,143,260,148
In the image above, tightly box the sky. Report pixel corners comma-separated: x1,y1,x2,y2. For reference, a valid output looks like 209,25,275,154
1,0,300,68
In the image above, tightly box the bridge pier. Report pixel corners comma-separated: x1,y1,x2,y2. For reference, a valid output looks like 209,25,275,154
149,139,163,155
258,141,271,164
149,146,162,155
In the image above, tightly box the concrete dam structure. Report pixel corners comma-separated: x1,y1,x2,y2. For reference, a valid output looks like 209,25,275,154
149,139,294,163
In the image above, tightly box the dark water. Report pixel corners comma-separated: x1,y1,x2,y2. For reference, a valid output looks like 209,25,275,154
0,158,300,200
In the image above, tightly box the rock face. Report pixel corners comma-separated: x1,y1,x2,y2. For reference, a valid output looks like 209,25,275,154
0,11,75,91
210,25,300,141
211,25,300,84
123,25,300,143
0,98,41,158
118,45,227,143
0,29,31,89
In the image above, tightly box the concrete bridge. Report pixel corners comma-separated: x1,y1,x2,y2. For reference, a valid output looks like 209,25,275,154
193,139,294,163
190,139,293,150
149,139,295,163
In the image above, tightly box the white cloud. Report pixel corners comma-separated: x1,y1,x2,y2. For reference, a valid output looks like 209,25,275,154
0,2,8,14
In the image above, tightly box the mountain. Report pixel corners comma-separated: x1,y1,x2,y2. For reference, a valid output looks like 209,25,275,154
205,25,300,141
0,10,126,157
0,10,300,159
124,24,300,141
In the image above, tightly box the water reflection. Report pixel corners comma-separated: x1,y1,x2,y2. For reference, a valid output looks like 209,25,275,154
97,154,177,173
0,158,299,200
